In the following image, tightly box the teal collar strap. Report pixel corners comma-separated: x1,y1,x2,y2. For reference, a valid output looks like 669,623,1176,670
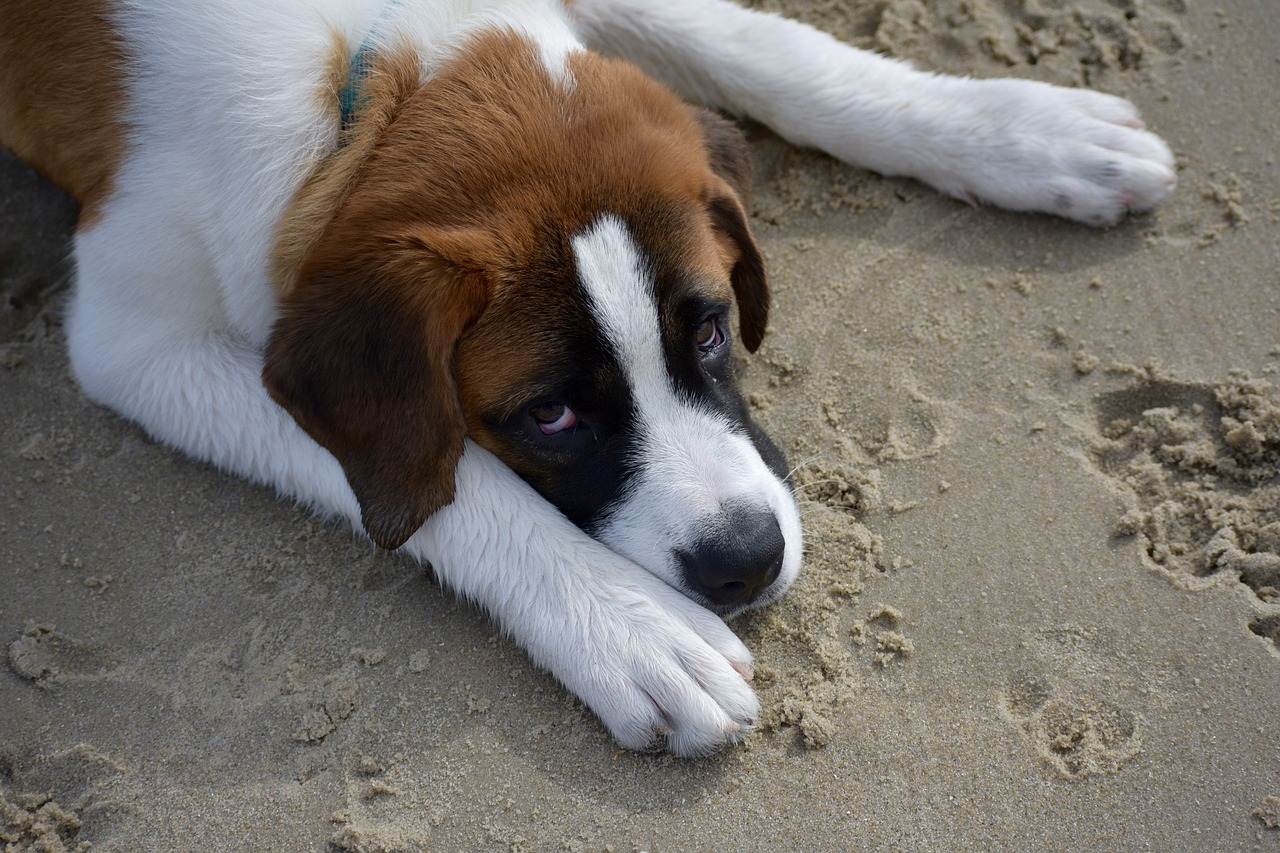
338,2,400,138
338,38,376,136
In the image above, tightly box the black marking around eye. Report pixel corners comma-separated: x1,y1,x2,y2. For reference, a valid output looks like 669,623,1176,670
469,235,645,534
519,282,641,532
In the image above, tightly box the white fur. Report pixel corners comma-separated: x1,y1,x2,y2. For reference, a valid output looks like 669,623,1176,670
61,0,1176,756
572,216,803,605
569,0,1176,226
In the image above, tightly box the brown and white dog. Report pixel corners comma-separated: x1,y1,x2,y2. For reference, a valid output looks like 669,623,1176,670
0,0,1174,755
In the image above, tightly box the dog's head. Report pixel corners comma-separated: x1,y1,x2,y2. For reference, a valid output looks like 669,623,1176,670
264,33,801,614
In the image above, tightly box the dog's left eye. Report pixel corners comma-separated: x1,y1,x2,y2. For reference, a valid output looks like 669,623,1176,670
531,403,578,436
696,317,725,353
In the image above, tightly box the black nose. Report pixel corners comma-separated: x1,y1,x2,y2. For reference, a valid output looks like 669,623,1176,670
677,505,785,607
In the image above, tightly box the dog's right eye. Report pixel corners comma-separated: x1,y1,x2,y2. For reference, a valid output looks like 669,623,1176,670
531,403,578,436
696,316,725,353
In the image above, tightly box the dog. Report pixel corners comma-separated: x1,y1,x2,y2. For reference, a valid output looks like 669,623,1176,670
0,0,1174,756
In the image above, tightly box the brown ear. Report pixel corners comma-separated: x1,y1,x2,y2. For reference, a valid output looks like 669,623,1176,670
708,192,769,353
694,108,756,205
694,109,770,353
263,229,493,549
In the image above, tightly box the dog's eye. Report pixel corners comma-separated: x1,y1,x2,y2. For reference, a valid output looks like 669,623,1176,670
696,317,725,353
531,403,578,436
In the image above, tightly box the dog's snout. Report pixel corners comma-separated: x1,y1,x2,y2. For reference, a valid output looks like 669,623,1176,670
678,505,785,607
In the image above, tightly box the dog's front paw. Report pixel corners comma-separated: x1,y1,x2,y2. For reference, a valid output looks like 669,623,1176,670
548,572,761,757
935,77,1176,226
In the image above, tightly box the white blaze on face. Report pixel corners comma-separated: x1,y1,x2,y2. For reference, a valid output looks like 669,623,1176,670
572,215,802,610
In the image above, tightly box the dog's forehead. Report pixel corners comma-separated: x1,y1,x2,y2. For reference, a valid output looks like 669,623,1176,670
459,207,729,407
570,210,730,361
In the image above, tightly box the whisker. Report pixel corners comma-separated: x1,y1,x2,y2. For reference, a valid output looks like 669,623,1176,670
790,477,842,494
784,444,843,483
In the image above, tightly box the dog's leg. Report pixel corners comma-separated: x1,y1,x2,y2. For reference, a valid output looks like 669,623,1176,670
66,213,362,520
569,0,1175,226
405,444,762,756
67,211,758,757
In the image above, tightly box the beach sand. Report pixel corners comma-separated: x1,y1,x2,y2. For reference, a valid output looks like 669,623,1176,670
2,0,1278,849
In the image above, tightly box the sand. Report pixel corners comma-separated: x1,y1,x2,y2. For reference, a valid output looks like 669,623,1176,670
2,0,1278,850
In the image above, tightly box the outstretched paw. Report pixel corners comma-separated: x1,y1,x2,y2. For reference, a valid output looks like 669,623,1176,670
939,78,1176,226
545,566,761,757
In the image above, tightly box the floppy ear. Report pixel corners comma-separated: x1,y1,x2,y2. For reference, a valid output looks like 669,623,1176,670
263,229,493,549
693,109,770,353
694,107,756,205
707,192,769,353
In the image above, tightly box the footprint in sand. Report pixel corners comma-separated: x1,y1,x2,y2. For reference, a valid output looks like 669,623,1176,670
1090,375,1280,649
999,624,1145,779
1000,667,1143,780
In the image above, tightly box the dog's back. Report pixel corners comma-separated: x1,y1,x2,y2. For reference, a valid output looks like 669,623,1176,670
0,0,126,217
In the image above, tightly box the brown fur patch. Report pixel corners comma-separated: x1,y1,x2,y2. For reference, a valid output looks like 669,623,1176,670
0,0,128,223
271,39,424,295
